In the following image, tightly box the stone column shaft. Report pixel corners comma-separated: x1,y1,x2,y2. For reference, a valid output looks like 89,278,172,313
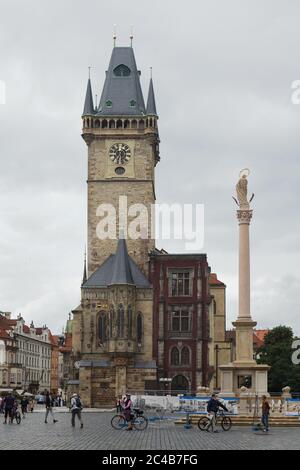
237,209,253,320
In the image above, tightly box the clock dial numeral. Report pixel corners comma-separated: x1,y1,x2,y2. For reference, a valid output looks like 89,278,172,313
109,143,131,165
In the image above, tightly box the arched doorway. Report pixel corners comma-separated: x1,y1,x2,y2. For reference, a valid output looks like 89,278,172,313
171,375,189,393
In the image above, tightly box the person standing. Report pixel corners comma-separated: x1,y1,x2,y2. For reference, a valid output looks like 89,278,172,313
70,393,83,428
44,390,58,424
261,395,270,432
3,392,15,424
123,393,133,431
116,396,123,413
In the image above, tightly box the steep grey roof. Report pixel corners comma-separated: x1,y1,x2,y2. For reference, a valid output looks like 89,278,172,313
83,238,151,288
110,237,134,284
83,78,95,115
97,47,146,116
146,78,157,115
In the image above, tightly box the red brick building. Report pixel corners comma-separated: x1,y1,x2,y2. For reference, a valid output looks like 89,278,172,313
149,250,214,393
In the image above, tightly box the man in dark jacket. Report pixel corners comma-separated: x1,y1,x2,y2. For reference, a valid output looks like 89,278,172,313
205,393,228,432
3,392,16,424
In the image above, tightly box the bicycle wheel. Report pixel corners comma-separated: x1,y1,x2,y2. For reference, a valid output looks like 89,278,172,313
221,416,232,431
133,416,148,431
197,416,210,431
111,415,127,430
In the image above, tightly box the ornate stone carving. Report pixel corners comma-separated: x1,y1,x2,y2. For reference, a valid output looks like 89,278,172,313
237,209,253,225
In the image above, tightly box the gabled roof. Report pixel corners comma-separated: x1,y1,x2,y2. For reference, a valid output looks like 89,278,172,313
83,238,151,289
209,273,226,287
96,47,146,116
146,78,157,115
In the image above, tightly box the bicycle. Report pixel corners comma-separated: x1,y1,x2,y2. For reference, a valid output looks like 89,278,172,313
197,409,232,432
10,406,21,425
111,407,148,431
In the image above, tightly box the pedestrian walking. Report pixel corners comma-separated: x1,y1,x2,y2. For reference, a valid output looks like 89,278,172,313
261,395,270,432
20,397,28,418
3,392,16,424
70,393,83,428
29,398,35,412
44,391,58,424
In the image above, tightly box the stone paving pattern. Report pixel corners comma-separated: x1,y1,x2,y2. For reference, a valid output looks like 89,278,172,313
0,411,299,450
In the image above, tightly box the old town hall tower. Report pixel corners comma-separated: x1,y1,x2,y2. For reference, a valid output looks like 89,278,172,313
72,45,159,406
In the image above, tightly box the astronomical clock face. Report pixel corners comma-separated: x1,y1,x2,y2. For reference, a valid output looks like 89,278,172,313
109,143,131,165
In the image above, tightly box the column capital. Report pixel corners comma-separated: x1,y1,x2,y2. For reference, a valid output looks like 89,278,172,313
237,209,253,225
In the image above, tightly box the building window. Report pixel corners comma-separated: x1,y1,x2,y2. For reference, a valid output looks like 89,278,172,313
117,304,125,338
171,347,180,366
106,100,112,108
171,307,191,333
181,347,190,366
113,64,131,77
98,313,107,343
128,305,132,339
137,313,143,344
170,346,191,366
109,308,114,338
170,271,192,296
129,99,136,107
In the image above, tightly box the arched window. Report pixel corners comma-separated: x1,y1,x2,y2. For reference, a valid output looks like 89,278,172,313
109,120,115,129
128,305,132,339
138,119,145,130
113,64,131,77
98,313,107,343
117,304,124,338
0,340,5,365
137,313,143,344
131,120,137,129
94,119,100,128
171,347,180,366
109,307,114,338
116,119,123,129
102,119,108,129
181,347,190,366
124,119,130,129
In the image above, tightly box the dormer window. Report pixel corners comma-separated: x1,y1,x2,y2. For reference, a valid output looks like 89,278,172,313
106,100,112,108
113,64,131,77
129,100,136,107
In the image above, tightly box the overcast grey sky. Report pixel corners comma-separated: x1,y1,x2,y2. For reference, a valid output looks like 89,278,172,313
0,0,299,334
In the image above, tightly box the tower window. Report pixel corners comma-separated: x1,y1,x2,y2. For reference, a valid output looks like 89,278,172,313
98,313,107,343
113,64,131,77
106,100,112,107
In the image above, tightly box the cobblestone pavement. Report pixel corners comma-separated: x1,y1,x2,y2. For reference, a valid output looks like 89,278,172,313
0,411,299,450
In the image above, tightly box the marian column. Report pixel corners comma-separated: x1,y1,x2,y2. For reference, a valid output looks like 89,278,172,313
219,169,269,397
233,170,256,364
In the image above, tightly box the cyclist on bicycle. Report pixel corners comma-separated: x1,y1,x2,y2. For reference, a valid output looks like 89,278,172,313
205,393,228,433
123,393,133,431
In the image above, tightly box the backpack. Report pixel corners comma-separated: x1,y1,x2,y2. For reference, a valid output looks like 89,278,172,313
75,397,82,409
